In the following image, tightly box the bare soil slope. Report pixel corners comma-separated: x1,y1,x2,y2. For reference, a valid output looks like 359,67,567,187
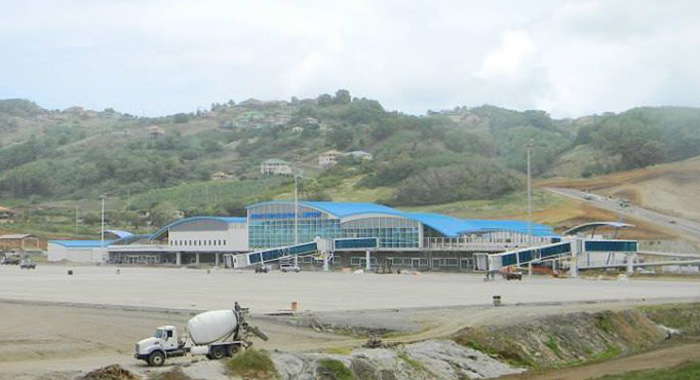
540,156,700,225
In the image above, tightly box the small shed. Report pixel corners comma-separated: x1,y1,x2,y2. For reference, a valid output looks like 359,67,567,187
0,234,41,251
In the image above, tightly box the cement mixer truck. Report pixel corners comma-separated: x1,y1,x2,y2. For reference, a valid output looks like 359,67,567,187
134,306,268,366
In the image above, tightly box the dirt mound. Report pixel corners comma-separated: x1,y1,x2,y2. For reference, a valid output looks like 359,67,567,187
453,308,670,368
147,368,195,380
271,340,524,380
77,365,139,380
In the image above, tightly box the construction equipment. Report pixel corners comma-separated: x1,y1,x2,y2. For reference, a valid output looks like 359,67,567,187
1,253,21,265
134,305,268,366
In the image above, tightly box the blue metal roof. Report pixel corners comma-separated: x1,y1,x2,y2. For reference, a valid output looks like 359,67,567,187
302,201,397,217
150,216,246,240
49,240,113,248
247,200,557,238
460,219,555,237
400,212,468,237
246,200,396,218
397,213,554,237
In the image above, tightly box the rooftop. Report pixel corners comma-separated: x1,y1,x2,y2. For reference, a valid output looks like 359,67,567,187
0,233,37,240
262,158,289,164
49,240,113,248
151,216,246,240
248,201,556,238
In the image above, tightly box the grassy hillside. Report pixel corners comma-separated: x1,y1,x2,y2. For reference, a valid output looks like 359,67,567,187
1,94,699,235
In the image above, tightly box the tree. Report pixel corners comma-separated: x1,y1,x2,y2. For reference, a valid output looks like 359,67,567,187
150,202,181,226
316,94,334,106
82,212,102,225
173,113,191,123
389,161,522,206
116,211,141,229
334,89,351,104
327,129,354,150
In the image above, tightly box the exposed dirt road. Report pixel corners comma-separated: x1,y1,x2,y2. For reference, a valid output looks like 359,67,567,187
546,187,700,243
503,340,700,380
2,297,699,380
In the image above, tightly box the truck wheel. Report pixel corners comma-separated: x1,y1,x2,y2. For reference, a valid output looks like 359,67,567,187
148,351,165,366
226,345,238,357
210,346,225,360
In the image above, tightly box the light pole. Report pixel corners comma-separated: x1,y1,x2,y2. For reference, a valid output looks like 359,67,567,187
100,195,106,245
526,141,534,276
293,173,299,267
526,140,534,245
294,174,299,245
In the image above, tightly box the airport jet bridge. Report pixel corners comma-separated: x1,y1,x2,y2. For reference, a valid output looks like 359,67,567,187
224,237,379,269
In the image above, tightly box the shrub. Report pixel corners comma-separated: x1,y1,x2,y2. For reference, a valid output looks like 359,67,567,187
316,358,356,380
225,349,277,379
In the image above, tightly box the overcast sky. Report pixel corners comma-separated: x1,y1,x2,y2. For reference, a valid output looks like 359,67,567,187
1,0,699,118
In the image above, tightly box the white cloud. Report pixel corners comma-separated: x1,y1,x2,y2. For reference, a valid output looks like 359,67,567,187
477,30,536,79
0,0,699,117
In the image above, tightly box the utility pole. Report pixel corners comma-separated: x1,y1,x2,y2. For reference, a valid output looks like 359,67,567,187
100,195,107,245
526,140,534,246
75,206,79,235
294,173,299,267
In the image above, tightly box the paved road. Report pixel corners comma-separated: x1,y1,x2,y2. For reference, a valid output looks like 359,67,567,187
546,187,700,242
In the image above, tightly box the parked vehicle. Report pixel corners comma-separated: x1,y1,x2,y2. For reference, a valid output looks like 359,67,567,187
254,264,271,273
135,306,267,366
19,260,36,269
503,272,523,281
1,254,21,265
280,263,301,273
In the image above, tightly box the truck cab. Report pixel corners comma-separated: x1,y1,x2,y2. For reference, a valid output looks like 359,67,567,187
135,325,185,366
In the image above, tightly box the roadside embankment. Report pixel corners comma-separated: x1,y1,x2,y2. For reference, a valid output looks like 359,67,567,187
227,303,700,379
453,303,700,370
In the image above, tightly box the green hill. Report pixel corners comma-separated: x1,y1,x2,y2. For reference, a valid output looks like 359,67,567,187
1,93,699,234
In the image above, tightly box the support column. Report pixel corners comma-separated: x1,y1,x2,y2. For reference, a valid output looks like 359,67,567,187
176,252,181,266
626,253,635,275
569,239,580,278
215,252,220,267
365,250,371,271
195,252,200,265
528,262,533,276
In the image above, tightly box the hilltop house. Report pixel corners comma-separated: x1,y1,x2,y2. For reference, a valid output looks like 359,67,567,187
345,150,373,161
211,171,231,181
319,122,332,133
260,159,293,175
291,126,304,133
303,117,319,126
147,125,165,139
319,150,344,167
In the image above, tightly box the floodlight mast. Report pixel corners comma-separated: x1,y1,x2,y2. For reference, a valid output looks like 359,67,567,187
526,140,534,245
294,173,299,267
100,194,107,244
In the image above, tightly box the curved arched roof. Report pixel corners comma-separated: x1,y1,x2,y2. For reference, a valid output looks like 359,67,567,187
247,201,557,238
105,229,133,239
246,201,396,218
150,216,246,240
111,234,154,245
563,222,635,236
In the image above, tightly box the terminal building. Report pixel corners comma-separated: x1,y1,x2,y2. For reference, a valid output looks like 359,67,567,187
49,200,559,271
